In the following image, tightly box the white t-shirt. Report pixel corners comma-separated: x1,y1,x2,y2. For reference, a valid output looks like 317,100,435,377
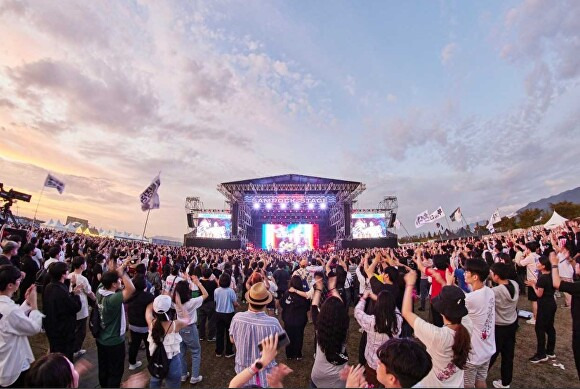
557,253,574,279
68,273,91,320
414,316,473,388
465,286,496,365
44,258,58,269
178,296,204,325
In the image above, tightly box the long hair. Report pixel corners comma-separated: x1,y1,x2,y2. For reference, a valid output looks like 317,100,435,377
447,316,471,369
151,311,170,344
316,296,349,358
373,290,399,337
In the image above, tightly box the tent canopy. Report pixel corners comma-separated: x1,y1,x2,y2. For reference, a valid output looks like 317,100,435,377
544,211,568,229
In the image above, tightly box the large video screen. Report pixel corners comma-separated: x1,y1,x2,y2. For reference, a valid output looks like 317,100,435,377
351,213,387,239
196,213,231,239
262,224,319,253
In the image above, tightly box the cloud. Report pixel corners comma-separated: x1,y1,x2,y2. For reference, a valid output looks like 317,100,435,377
386,94,397,103
440,42,458,65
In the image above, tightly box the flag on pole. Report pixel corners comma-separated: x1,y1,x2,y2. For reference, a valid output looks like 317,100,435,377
489,209,501,225
415,210,429,228
428,207,445,223
140,174,161,211
487,222,495,234
44,174,65,194
450,207,462,222
393,219,401,229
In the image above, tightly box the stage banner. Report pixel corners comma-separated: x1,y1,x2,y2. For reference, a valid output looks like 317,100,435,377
450,207,462,222
415,210,429,228
44,174,65,194
140,174,161,211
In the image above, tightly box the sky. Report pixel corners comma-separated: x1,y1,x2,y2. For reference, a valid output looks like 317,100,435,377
0,0,579,240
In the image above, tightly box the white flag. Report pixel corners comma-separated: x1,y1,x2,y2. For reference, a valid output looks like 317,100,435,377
44,174,65,194
394,219,401,229
487,222,495,234
427,207,445,223
140,174,161,211
489,209,501,225
415,210,429,228
450,207,462,222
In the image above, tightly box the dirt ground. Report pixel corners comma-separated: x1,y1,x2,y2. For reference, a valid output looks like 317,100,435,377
30,295,579,388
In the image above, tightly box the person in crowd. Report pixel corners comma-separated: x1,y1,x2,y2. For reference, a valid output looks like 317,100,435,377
525,255,557,363
280,275,310,360
375,338,433,388
0,265,44,387
489,262,519,388
175,277,208,385
126,274,155,371
69,256,96,359
354,289,402,387
43,246,61,269
550,233,575,308
147,262,162,296
95,261,136,388
17,243,40,304
418,252,433,311
198,267,217,342
310,296,350,388
516,242,540,325
461,259,496,388
42,261,82,362
25,353,80,388
163,264,184,294
414,250,451,327
550,252,580,381
144,293,189,388
228,333,293,388
401,269,473,387
214,272,238,358
0,241,18,267
229,282,283,387
90,253,106,292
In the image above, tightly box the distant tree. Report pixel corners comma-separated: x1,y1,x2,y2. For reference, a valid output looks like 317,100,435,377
518,208,546,228
550,201,580,219
495,216,518,232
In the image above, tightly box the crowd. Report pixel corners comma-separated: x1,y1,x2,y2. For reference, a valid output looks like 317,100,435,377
0,219,578,388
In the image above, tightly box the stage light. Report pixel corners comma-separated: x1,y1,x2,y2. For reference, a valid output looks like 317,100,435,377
266,203,273,210
320,203,327,210
280,203,287,210
253,202,260,210
293,202,300,210
308,203,315,210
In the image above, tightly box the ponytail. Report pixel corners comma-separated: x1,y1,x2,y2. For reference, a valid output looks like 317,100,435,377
151,313,167,344
451,322,471,369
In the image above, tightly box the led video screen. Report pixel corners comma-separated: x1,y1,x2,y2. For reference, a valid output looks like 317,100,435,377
262,224,319,252
196,213,231,239
351,213,387,239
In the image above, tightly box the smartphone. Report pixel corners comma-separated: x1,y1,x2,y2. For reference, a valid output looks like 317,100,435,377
258,332,290,352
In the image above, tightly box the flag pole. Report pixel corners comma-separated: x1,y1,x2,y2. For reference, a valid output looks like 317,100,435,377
32,186,45,226
142,209,151,240
399,220,412,238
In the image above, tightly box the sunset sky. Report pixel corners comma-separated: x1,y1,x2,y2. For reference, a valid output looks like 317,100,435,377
1,1,579,239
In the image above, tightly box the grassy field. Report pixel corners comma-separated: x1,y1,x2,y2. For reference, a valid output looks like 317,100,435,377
30,295,579,388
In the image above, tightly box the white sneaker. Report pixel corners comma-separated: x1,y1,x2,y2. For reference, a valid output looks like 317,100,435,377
493,379,509,388
181,372,190,382
73,349,86,359
128,361,142,370
190,376,203,385
526,318,536,325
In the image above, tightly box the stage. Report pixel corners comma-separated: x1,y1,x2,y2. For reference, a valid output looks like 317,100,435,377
184,174,398,250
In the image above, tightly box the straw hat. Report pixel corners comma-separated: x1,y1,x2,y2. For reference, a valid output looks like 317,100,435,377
245,282,272,305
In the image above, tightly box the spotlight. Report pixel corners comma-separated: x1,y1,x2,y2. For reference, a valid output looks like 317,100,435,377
280,203,287,210
320,202,327,210
253,202,260,210
266,203,273,210
307,203,314,210
293,202,300,210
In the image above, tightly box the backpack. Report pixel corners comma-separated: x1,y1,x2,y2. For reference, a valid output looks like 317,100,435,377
88,302,103,338
148,322,172,379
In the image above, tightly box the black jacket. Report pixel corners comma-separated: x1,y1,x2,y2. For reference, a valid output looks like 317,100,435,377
281,291,309,327
42,281,81,342
127,290,155,328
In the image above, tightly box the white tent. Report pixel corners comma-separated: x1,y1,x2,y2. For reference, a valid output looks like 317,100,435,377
42,219,56,228
544,211,568,229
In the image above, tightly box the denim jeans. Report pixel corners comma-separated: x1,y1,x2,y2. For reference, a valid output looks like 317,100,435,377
180,323,202,378
149,353,182,388
419,279,430,310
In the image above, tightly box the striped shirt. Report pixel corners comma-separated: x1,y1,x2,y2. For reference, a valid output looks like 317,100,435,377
214,287,237,314
229,310,283,386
